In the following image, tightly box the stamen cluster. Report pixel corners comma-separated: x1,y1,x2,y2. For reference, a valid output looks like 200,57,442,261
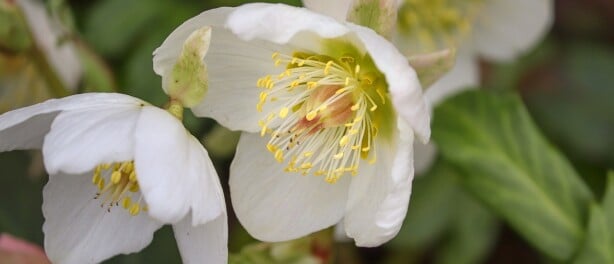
92,161,147,215
256,50,390,183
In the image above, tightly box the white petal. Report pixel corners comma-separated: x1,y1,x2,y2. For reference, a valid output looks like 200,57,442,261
154,7,285,132
184,135,225,226
42,171,162,264
17,0,82,90
173,212,228,264
134,107,224,225
472,0,553,61
344,119,414,247
348,24,431,143
0,93,144,152
230,132,350,241
43,103,142,175
425,51,478,106
226,3,350,45
302,0,353,21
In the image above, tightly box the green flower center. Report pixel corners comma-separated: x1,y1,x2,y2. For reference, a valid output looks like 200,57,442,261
256,41,395,183
91,161,147,216
398,0,485,52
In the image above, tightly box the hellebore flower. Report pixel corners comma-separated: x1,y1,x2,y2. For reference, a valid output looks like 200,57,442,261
0,93,227,263
303,0,553,172
154,3,430,246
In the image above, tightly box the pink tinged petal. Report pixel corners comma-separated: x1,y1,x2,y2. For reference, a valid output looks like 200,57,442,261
173,212,228,264
344,119,414,246
0,93,145,152
425,51,478,106
43,105,142,175
42,171,162,264
473,0,553,61
302,0,353,21
230,133,350,241
348,24,431,143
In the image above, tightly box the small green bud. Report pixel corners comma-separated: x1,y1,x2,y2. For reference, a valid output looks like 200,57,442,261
166,26,211,108
408,48,456,89
347,0,398,39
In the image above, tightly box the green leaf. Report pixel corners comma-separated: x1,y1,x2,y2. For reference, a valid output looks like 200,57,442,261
574,172,614,264
436,192,499,264
389,159,460,249
432,90,594,260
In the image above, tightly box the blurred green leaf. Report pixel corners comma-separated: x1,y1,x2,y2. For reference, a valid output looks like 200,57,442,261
389,159,459,250
432,90,594,260
573,172,614,264
436,193,498,264
77,41,117,93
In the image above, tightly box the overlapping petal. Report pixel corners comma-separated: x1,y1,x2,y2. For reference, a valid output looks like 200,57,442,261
230,133,350,241
42,171,162,264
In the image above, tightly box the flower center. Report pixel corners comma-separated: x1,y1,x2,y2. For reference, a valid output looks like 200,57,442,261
398,0,485,52
256,48,394,183
91,161,147,216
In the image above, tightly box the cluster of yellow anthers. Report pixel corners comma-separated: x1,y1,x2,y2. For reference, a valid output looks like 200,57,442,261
92,161,147,216
399,0,484,49
256,51,388,183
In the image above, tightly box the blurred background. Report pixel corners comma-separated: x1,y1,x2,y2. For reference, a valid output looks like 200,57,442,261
0,0,612,263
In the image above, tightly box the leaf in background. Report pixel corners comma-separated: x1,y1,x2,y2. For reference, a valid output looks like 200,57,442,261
389,159,460,250
573,172,614,264
432,90,594,261
435,192,499,264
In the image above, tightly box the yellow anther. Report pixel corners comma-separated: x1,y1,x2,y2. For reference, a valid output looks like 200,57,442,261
290,80,300,88
279,107,289,118
111,171,122,184
300,163,313,169
370,104,378,111
274,149,284,162
354,64,361,74
266,144,278,153
351,145,361,150
349,129,359,135
368,156,377,164
129,171,137,182
122,197,132,209
92,173,101,185
362,146,370,152
306,111,318,121
274,59,282,66
260,124,268,137
101,164,110,170
345,77,350,86
271,51,280,59
324,61,334,75
339,136,349,147
307,82,318,89
129,204,140,216
303,152,314,157
350,104,360,111
291,57,299,65
335,87,349,95
333,152,344,160
129,184,139,192
97,178,105,191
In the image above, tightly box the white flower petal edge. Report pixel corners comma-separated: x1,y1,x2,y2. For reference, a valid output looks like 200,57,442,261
17,0,82,90
302,0,353,21
473,0,553,61
424,50,478,106
343,118,414,246
43,171,162,264
230,133,351,241
0,93,227,263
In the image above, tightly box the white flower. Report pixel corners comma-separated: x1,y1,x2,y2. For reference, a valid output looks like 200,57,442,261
153,3,430,246
304,0,553,172
0,93,227,264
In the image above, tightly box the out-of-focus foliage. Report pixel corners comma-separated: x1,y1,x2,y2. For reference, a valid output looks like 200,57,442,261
0,0,612,263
